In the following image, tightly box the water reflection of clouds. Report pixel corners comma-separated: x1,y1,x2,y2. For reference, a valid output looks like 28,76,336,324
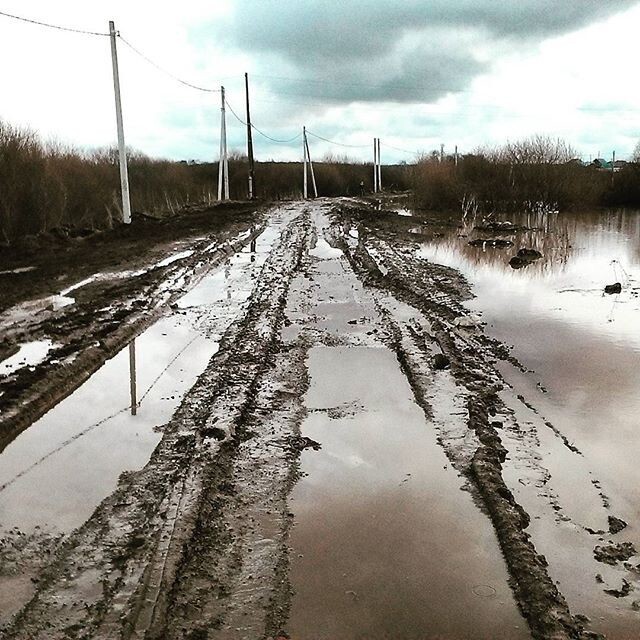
417,209,640,349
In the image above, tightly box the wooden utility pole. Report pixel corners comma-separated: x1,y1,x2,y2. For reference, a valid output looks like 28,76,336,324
245,73,256,199
108,21,132,224
218,86,229,201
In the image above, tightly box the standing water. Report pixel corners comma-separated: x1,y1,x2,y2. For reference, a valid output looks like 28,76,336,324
417,208,640,635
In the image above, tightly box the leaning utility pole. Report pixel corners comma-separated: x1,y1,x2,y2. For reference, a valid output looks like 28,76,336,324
218,86,229,201
245,73,256,199
305,132,318,198
303,126,308,199
109,21,132,224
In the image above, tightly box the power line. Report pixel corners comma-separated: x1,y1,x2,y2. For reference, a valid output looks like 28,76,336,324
0,9,109,36
306,130,370,149
381,142,423,155
225,98,302,144
117,35,220,93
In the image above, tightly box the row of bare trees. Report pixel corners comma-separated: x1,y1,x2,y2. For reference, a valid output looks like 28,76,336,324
412,135,634,213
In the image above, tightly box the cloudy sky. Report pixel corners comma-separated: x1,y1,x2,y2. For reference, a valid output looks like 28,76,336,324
1,1,640,164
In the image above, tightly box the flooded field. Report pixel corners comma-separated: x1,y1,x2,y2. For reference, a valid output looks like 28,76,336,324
417,208,640,637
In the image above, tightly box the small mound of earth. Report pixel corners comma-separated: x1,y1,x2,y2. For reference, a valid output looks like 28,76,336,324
509,248,543,269
594,542,637,565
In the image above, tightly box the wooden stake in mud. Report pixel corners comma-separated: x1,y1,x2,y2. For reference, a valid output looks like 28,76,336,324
303,126,308,199
129,340,137,416
218,87,229,201
109,21,132,224
245,73,256,199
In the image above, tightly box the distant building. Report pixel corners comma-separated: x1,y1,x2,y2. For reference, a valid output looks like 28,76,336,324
590,158,627,171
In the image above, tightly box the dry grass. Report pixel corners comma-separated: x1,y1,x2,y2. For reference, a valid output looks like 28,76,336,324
0,120,413,243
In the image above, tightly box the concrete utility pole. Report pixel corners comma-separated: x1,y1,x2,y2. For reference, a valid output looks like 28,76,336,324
373,138,378,192
377,138,382,191
440,143,445,163
109,21,132,224
218,86,229,201
303,127,308,199
305,133,318,198
454,145,459,167
245,73,256,199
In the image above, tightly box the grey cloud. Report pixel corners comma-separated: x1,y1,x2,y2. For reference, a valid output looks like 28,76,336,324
216,0,638,104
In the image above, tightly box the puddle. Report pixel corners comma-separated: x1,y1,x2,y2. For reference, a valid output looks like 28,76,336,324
286,207,528,639
418,208,640,632
0,316,215,533
0,216,292,537
0,266,36,276
153,249,195,269
0,340,58,377
288,346,528,640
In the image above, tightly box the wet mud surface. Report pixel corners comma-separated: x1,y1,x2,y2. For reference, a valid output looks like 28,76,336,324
1,197,638,638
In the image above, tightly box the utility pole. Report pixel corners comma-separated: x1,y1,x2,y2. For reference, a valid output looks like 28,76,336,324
440,143,444,163
454,145,459,167
218,86,229,201
109,21,132,225
303,126,308,199
373,138,378,192
245,73,256,199
304,133,318,198
377,138,382,191
612,150,616,183
129,340,137,416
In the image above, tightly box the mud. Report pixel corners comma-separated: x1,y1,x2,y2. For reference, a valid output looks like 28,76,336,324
1,197,638,639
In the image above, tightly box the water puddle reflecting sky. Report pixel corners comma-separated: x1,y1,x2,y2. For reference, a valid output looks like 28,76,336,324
416,208,640,568
0,221,287,535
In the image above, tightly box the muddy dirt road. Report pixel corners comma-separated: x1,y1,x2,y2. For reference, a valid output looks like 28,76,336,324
1,198,638,639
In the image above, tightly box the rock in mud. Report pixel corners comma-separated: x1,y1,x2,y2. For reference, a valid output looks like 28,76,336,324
604,282,622,295
594,542,637,565
604,579,632,598
468,238,514,248
608,516,628,534
509,248,543,269
432,353,450,370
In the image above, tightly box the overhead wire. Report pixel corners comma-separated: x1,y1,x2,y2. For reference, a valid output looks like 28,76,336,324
306,130,370,149
225,98,302,144
117,35,220,93
0,9,109,36
381,142,423,155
